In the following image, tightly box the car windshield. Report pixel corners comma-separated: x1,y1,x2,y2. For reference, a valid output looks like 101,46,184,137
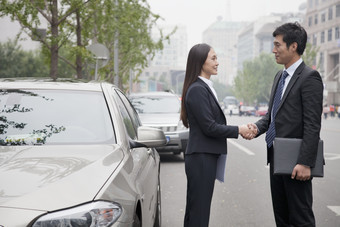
130,95,180,114
0,89,115,146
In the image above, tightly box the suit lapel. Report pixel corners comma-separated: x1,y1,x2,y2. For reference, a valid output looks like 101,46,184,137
197,78,224,115
268,70,283,114
197,78,219,104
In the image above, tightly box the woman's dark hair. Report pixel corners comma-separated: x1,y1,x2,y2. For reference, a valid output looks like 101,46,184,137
273,22,307,56
180,43,211,128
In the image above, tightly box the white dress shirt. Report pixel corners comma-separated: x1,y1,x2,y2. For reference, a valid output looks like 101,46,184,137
282,58,303,98
198,76,218,101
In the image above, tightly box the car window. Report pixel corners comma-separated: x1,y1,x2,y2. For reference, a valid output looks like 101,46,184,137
0,89,115,145
116,90,141,129
113,90,137,140
130,95,180,114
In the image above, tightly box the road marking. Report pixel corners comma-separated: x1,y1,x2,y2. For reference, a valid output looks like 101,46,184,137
324,153,340,161
228,140,255,156
327,206,340,216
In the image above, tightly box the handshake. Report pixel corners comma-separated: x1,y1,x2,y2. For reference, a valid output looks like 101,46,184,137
238,123,258,140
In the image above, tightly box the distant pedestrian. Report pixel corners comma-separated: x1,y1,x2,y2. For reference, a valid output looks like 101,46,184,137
323,105,329,119
330,104,335,117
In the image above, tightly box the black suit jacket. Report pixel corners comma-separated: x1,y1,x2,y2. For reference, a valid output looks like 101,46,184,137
185,78,239,155
255,62,323,167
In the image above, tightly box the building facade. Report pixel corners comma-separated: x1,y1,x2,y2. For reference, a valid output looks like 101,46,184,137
133,25,188,93
236,12,305,68
304,0,340,105
202,16,247,86
149,24,188,69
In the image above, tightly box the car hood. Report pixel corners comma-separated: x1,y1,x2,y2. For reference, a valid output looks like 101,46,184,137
138,113,180,126
0,145,123,212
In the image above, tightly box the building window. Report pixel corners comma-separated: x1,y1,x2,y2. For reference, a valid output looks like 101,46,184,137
309,16,313,27
308,0,313,8
337,4,340,17
315,0,319,6
319,52,324,72
314,14,318,25
328,28,332,41
321,31,325,43
313,33,317,46
335,27,340,39
321,12,326,22
329,6,333,20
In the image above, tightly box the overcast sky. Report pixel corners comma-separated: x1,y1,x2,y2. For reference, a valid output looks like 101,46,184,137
147,0,306,48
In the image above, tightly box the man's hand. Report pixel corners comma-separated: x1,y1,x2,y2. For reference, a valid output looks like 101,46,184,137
247,123,258,136
291,164,311,181
239,124,257,140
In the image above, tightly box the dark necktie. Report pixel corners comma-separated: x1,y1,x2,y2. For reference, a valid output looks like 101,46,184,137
265,71,289,148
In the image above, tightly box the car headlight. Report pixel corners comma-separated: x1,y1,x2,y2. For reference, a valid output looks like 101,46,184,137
31,201,122,227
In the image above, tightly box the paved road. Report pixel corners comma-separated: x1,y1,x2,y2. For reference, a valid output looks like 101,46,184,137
159,116,340,227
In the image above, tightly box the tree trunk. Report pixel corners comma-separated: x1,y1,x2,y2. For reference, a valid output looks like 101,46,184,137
76,10,82,79
50,0,59,80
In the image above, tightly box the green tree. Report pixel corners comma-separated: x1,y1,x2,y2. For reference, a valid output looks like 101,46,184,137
0,0,169,86
302,42,319,69
0,0,90,80
233,53,282,104
0,40,49,77
234,43,320,105
85,0,173,90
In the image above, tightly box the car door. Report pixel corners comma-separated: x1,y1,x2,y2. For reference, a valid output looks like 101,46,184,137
114,89,159,226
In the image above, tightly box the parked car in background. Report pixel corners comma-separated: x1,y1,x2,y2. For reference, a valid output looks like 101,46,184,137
240,105,256,116
129,91,189,156
255,106,268,117
222,96,239,115
0,78,166,227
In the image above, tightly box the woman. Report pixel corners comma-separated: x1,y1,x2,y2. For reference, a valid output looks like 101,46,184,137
181,43,250,227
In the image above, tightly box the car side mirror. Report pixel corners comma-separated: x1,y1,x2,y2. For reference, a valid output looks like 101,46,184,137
130,126,167,148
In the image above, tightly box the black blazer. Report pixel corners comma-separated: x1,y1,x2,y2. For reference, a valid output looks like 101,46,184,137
185,78,239,155
255,62,323,167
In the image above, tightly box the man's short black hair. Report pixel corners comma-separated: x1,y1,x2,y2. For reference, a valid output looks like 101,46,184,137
273,22,307,56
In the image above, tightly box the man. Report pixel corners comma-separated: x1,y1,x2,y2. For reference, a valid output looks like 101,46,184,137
249,22,323,226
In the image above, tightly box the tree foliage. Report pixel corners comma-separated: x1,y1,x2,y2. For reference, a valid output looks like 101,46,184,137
233,44,319,105
0,0,90,80
84,0,172,89
0,0,171,88
233,53,282,105
302,42,319,69
0,40,49,77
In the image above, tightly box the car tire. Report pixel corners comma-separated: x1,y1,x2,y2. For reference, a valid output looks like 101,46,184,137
154,176,162,227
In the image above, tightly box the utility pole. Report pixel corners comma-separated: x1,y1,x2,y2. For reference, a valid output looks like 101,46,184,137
114,0,119,86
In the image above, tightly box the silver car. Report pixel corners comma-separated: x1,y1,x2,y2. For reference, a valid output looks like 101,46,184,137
129,92,189,156
0,78,165,227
